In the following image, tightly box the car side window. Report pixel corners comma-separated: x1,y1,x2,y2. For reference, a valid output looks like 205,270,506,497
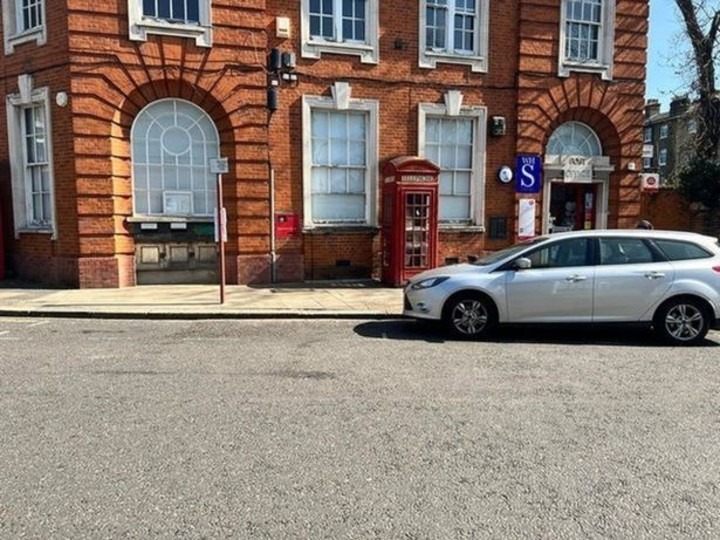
525,238,589,268
599,238,654,265
654,239,713,261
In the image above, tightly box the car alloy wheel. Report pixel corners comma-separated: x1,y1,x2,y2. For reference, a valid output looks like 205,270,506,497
655,298,710,345
445,295,496,339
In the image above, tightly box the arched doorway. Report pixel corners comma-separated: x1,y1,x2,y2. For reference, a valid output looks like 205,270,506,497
130,99,221,284
542,121,614,234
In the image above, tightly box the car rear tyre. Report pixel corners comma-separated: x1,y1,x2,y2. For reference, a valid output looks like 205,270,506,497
444,294,497,340
653,297,710,345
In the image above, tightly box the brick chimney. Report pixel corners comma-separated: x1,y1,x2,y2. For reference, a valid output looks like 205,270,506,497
645,99,661,119
669,95,690,116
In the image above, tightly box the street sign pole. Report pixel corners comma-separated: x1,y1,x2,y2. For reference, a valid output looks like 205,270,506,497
217,173,226,304
210,158,229,305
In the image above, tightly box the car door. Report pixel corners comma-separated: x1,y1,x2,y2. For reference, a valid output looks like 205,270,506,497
504,237,594,323
592,236,675,322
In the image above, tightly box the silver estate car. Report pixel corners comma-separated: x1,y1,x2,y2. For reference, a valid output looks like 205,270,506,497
404,229,720,345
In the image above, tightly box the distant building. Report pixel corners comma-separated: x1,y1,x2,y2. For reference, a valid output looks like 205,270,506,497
643,96,698,185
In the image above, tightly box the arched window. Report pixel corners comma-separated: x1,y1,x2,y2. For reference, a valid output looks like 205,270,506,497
131,99,219,217
546,121,602,156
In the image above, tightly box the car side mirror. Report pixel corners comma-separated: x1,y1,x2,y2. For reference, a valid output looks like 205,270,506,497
514,257,532,270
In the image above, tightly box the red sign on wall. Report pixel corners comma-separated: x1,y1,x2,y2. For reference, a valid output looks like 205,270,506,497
275,213,300,239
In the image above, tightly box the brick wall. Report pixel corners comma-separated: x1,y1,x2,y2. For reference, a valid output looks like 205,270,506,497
1,0,650,287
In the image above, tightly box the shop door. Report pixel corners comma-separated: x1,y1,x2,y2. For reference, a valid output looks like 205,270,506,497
550,183,597,232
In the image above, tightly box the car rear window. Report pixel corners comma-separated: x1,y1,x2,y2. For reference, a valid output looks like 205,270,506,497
653,239,713,261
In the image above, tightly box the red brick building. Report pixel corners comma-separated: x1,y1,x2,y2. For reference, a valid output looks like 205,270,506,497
0,1,649,288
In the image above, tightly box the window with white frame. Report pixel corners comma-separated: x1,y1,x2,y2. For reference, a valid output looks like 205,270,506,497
128,0,212,47
419,0,489,72
131,99,219,217
2,0,46,54
643,156,652,170
687,118,697,134
559,0,615,80
302,93,378,227
658,148,667,166
418,101,487,225
7,84,55,234
644,127,652,143
659,124,669,139
301,0,379,63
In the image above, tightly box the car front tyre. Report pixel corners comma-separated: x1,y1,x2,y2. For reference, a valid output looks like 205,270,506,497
444,293,497,340
653,297,710,346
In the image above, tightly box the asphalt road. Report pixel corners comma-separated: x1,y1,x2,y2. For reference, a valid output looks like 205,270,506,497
1,317,719,539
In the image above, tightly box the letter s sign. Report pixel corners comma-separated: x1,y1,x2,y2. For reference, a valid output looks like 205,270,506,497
515,155,542,194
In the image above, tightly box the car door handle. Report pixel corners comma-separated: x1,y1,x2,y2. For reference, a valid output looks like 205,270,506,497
565,274,587,282
644,271,666,280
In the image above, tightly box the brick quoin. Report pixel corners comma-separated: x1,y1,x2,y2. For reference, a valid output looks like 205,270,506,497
0,0,649,288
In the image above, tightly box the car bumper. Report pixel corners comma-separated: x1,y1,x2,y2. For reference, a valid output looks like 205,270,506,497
403,291,443,320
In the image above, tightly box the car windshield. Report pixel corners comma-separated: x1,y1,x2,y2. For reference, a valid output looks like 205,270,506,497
473,236,549,266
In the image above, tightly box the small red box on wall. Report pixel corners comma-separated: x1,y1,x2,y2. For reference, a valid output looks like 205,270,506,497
275,212,300,239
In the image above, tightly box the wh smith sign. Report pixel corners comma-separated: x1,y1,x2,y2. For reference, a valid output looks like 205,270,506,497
515,155,542,193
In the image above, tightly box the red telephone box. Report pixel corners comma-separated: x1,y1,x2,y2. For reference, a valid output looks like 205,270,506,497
381,156,440,286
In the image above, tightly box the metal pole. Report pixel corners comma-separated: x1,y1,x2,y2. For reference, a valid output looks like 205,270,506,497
217,173,226,304
270,168,277,283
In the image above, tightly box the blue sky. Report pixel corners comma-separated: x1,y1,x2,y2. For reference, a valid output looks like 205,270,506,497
646,0,691,108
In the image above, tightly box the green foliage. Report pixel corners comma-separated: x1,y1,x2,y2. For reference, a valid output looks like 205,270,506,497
676,157,720,210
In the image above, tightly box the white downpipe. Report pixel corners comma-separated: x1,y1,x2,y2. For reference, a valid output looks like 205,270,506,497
270,167,277,283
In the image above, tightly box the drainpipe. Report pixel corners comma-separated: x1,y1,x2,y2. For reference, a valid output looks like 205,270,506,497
270,166,277,283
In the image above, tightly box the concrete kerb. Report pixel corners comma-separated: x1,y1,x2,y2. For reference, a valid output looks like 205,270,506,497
0,309,404,320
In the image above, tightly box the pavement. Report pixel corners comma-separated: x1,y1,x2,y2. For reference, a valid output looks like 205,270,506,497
0,279,405,320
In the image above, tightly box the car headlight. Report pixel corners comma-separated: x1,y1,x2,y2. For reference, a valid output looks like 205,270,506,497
410,276,450,290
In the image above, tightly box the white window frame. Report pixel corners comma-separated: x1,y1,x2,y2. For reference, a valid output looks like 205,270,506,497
301,0,379,64
131,98,219,218
418,102,487,228
6,85,56,237
419,0,489,72
644,127,652,143
2,0,47,54
302,93,379,228
659,124,669,139
128,0,212,47
658,148,667,166
643,156,652,170
558,0,615,80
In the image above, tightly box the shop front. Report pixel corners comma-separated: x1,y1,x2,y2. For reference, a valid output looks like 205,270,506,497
540,122,615,234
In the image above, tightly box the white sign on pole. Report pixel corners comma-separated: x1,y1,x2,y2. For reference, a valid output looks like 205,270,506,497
518,199,536,239
209,157,229,174
214,208,228,242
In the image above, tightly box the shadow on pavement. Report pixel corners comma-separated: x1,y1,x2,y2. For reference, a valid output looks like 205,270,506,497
355,320,720,347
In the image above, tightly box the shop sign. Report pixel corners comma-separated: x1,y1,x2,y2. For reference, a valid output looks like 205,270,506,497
515,154,542,193
562,155,593,182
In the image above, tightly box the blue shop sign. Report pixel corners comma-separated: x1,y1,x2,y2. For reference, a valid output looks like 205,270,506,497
515,155,542,193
